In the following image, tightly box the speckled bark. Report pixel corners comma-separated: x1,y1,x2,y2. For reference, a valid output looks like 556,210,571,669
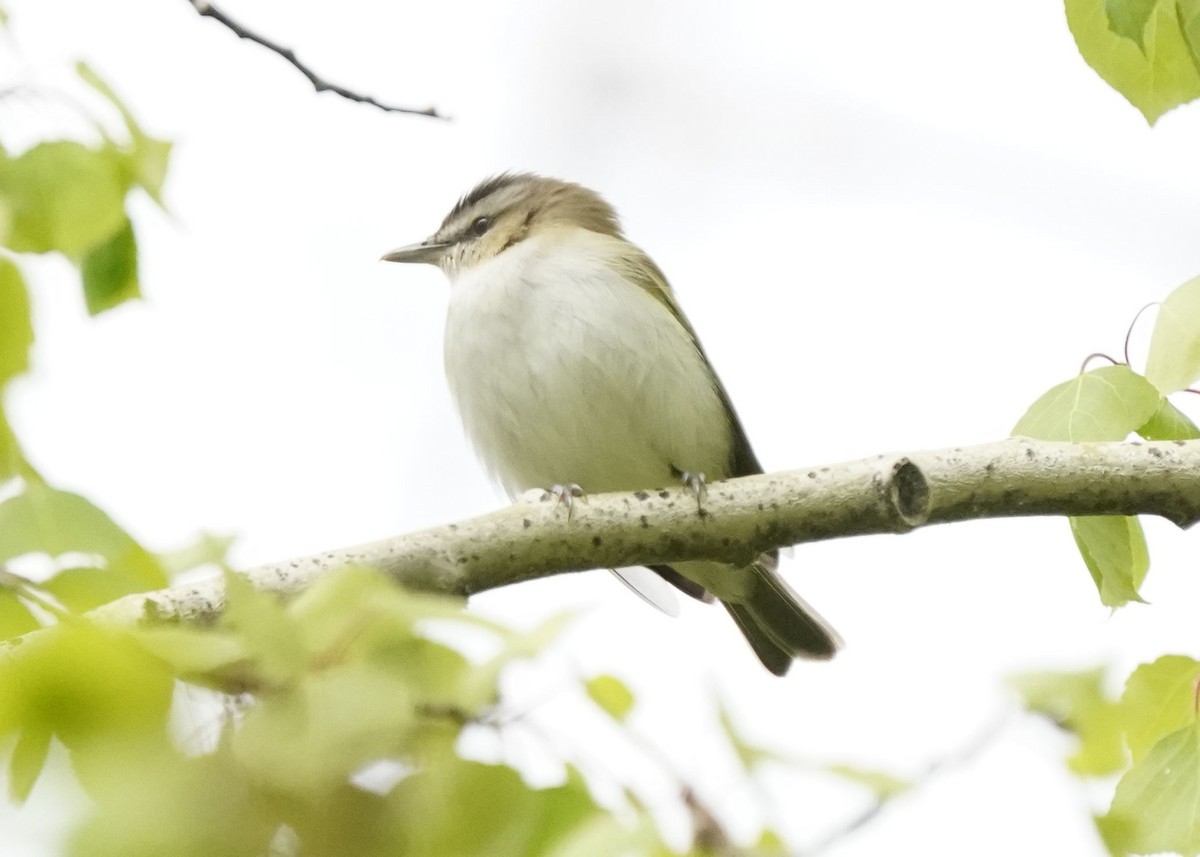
44,438,1200,635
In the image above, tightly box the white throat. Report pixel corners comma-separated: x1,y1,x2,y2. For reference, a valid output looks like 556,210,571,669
441,228,734,497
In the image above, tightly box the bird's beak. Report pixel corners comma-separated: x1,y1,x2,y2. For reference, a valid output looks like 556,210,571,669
380,240,450,265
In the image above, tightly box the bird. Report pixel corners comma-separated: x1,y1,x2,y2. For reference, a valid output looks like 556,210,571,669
382,173,839,675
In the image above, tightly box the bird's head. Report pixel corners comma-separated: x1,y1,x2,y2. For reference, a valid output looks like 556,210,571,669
382,173,623,276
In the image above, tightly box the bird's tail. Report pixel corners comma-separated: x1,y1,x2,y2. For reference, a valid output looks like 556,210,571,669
722,563,840,676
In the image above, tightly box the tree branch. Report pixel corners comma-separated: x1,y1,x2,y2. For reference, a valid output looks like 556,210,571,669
76,437,1200,631
186,0,447,118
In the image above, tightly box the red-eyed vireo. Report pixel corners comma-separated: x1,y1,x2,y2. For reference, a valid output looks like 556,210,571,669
382,173,840,675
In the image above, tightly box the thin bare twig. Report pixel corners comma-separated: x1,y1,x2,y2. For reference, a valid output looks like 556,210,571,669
186,0,447,119
800,710,1010,856
496,680,742,854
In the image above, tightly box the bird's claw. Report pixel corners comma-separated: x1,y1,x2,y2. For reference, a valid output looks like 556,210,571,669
680,471,707,512
544,483,587,520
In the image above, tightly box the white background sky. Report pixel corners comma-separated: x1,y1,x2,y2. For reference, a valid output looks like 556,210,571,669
4,0,1200,854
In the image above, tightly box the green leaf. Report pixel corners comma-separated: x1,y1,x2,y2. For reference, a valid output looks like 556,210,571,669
220,570,305,690
1106,0,1161,47
287,564,463,648
1009,666,1127,776
1181,0,1200,76
492,610,577,662
744,825,792,854
75,62,172,207
0,141,129,257
747,829,791,857
131,626,251,687
383,636,475,710
156,532,236,578
0,408,35,483
0,256,32,386
1121,655,1200,762
1013,364,1161,441
1069,515,1150,607
80,218,139,315
68,746,274,857
43,566,158,614
1138,397,1200,439
288,565,466,653
8,725,50,802
0,588,38,638
1066,0,1200,124
0,410,22,482
1095,809,1137,857
127,136,171,209
0,623,174,754
824,764,912,799
284,567,481,710
585,674,635,722
1014,365,1158,608
233,664,420,796
1145,275,1200,394
0,482,167,593
74,62,139,136
544,813,662,857
390,762,602,857
1102,720,1200,856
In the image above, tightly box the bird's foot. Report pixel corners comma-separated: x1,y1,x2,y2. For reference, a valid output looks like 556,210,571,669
680,471,707,513
543,483,587,520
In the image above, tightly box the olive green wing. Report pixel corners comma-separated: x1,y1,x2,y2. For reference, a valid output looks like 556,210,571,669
616,248,764,478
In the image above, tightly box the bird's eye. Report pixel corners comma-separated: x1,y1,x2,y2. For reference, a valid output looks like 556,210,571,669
470,216,493,237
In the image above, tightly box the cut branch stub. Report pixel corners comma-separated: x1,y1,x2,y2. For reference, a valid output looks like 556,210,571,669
886,458,931,528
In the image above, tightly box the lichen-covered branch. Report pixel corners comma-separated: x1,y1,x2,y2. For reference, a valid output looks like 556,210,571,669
77,437,1200,631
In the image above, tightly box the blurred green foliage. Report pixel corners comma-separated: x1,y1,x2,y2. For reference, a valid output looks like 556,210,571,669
0,567,671,857
0,62,169,313
1012,658,1200,856
1012,266,1200,849
0,60,174,617
3,12,1200,857
1009,275,1200,854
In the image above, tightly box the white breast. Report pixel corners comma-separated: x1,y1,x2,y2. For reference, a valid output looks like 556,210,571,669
443,229,733,497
